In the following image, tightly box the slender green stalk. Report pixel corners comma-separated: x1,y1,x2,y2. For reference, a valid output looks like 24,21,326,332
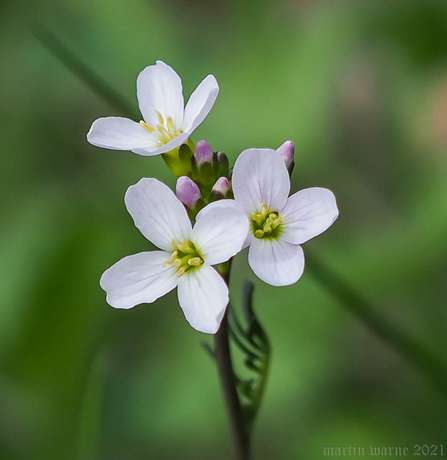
215,262,250,460
77,350,107,460
306,251,447,396
34,25,137,119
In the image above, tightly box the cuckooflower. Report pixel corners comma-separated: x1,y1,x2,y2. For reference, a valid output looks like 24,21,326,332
194,139,214,166
211,177,231,198
176,176,201,209
277,140,295,172
87,61,219,156
100,178,248,334
228,148,338,286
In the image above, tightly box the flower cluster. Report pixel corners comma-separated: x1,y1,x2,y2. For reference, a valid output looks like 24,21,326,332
89,61,339,334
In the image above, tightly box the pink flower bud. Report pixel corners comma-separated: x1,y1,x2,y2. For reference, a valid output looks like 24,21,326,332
176,176,201,209
211,177,230,197
276,140,294,169
194,140,214,166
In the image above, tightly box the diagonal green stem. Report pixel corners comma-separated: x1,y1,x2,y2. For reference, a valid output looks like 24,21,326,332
306,251,447,396
215,262,250,460
34,25,137,119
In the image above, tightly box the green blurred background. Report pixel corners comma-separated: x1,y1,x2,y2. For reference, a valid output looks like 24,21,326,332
1,0,447,458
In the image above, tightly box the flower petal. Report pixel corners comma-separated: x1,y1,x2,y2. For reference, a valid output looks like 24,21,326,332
125,178,192,251
191,202,249,265
137,61,184,129
242,232,254,250
177,264,228,334
132,132,190,156
281,187,339,244
233,149,290,215
183,75,219,133
196,199,253,248
100,251,178,309
195,199,243,221
87,117,157,151
248,238,304,286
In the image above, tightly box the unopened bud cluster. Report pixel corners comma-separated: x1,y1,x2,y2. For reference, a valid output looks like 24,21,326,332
191,140,229,188
174,140,232,216
175,139,294,217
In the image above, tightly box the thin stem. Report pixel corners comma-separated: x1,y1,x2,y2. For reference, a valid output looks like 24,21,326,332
34,25,137,119
215,263,250,460
306,251,447,396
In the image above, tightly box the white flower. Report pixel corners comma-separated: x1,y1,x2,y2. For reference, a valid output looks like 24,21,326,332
228,148,339,286
87,61,219,156
100,178,248,334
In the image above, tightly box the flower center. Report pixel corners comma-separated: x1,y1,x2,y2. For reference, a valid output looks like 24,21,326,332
163,240,204,277
251,204,284,239
140,110,183,145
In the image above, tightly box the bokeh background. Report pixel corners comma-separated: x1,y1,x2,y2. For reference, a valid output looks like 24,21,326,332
1,0,447,458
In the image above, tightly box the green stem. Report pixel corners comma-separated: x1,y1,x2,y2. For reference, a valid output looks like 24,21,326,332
215,262,250,460
34,25,137,119
306,252,447,396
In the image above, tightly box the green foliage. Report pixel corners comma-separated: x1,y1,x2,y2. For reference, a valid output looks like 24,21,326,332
230,281,271,434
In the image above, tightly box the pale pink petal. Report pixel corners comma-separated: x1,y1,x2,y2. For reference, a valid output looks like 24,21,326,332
125,178,192,251
137,61,184,129
195,199,243,222
248,238,304,286
100,251,178,309
132,132,190,156
87,117,157,151
177,264,228,334
233,149,290,215
183,75,219,132
191,204,249,265
281,187,339,244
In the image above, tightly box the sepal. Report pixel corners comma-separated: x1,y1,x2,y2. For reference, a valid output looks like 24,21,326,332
230,281,270,432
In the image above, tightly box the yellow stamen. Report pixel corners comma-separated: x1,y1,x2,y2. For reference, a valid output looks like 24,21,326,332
156,110,164,125
252,204,283,239
252,213,263,225
272,217,283,229
167,116,175,132
254,230,265,239
167,240,204,276
263,217,273,233
157,124,170,139
180,241,193,253
163,250,178,267
140,120,155,132
188,257,203,267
